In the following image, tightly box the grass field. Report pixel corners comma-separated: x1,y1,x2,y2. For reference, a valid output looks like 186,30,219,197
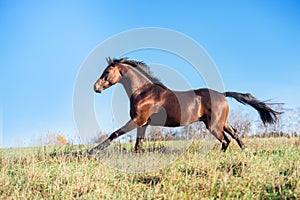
1,137,299,199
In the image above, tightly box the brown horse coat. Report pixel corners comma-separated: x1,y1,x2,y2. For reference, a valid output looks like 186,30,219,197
88,58,281,154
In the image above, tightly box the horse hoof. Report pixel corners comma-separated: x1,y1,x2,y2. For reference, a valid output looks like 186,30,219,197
134,149,141,153
87,148,96,155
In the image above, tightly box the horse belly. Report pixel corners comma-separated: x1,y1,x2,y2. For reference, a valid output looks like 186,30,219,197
148,106,181,127
148,90,201,127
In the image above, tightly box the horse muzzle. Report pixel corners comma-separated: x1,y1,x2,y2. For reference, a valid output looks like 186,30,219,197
94,83,104,93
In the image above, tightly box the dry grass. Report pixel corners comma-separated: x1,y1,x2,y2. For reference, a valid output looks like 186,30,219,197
1,137,299,199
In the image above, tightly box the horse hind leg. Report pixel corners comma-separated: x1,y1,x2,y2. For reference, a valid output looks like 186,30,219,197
222,133,231,152
207,125,230,152
224,122,247,150
203,114,230,152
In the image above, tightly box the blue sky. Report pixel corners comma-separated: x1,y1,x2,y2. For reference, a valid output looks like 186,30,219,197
1,1,300,147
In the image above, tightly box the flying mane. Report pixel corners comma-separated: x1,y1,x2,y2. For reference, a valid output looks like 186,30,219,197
112,58,166,88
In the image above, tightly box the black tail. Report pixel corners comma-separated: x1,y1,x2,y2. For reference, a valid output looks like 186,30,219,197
224,92,283,125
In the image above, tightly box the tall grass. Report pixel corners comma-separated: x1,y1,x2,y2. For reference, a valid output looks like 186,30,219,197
1,137,299,199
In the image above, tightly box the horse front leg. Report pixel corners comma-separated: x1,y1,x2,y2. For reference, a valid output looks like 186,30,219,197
134,126,147,153
88,120,138,155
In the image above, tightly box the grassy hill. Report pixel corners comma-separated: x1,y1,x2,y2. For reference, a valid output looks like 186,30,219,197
1,137,299,199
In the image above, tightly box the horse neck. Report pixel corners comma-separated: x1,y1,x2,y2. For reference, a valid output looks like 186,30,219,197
119,66,151,97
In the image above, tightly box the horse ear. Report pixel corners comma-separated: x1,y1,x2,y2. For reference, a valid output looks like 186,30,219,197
106,57,113,65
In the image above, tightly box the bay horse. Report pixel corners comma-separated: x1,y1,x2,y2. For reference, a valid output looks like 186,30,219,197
88,57,281,155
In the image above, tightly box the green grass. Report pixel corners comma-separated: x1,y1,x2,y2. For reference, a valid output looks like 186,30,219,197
1,137,299,199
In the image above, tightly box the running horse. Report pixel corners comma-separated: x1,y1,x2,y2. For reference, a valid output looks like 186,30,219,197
88,57,281,154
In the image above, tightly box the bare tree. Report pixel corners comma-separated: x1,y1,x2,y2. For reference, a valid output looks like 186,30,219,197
39,132,69,146
148,126,164,141
94,130,109,143
228,109,252,137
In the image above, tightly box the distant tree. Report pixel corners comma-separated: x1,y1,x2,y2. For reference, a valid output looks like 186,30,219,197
57,134,68,145
148,126,164,141
189,122,208,139
39,132,69,146
93,130,109,143
228,109,252,137
263,103,284,135
280,107,300,136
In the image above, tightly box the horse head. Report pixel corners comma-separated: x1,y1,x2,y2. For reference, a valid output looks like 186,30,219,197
94,57,124,93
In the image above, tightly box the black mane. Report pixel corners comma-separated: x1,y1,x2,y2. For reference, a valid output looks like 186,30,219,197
112,58,166,88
